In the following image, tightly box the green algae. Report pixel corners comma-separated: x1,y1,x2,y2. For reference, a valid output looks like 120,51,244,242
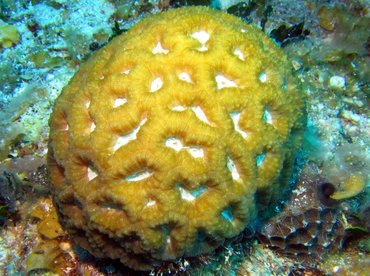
30,50,63,68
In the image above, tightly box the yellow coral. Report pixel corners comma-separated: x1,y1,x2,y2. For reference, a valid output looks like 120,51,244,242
331,173,366,200
29,197,64,239
26,197,76,274
48,7,305,270
0,20,20,48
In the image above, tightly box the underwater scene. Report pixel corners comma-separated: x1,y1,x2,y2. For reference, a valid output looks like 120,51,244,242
0,0,369,275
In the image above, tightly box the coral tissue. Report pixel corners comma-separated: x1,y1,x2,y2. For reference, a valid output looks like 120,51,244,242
48,7,305,270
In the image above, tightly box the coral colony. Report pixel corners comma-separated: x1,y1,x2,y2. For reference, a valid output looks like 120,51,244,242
48,7,305,270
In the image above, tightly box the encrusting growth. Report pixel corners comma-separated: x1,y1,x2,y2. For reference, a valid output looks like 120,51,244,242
47,6,306,270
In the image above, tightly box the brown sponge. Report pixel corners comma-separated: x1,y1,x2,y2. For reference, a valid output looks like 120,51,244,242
48,6,306,270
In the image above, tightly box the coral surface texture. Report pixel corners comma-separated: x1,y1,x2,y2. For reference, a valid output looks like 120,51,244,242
47,6,306,270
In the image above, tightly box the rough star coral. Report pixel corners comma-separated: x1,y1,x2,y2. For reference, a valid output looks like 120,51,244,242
47,7,306,270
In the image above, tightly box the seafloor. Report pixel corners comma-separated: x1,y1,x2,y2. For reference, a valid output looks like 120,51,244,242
0,0,369,275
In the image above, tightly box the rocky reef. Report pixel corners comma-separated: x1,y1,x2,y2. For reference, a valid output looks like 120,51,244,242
0,0,368,275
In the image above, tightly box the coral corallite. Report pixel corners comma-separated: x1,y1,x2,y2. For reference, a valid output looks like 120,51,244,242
47,7,306,270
